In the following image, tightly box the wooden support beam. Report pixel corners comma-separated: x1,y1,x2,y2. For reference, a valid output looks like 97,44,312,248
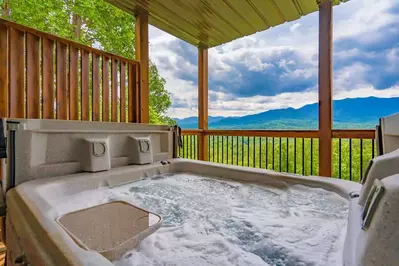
0,23,8,182
198,48,209,161
135,11,149,123
0,23,8,119
318,1,333,177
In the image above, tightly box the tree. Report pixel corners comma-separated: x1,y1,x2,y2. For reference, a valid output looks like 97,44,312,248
0,0,175,125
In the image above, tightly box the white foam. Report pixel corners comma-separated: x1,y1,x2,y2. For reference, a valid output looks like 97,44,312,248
111,174,348,266
54,173,349,266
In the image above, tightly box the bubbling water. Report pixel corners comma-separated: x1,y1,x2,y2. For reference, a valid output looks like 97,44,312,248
111,173,348,266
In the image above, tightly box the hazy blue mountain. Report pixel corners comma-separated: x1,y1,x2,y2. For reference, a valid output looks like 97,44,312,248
174,116,226,128
175,97,399,129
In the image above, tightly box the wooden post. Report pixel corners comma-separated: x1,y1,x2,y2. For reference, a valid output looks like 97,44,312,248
0,23,8,182
0,23,8,119
318,1,333,177
135,11,149,123
198,48,209,161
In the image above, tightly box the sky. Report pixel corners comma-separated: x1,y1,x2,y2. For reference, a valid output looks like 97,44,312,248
148,0,399,119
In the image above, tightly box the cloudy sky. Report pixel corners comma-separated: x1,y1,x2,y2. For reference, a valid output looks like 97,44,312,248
148,0,399,119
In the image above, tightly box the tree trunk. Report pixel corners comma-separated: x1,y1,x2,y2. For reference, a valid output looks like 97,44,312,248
71,13,82,41
1,0,11,18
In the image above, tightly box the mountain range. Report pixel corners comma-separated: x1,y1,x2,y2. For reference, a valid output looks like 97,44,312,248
174,97,399,129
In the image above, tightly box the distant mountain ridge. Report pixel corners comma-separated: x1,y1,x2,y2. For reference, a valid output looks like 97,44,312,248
174,116,226,125
174,97,399,129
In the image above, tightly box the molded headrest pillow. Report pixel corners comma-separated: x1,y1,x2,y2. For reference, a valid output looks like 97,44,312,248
356,174,399,266
359,148,399,205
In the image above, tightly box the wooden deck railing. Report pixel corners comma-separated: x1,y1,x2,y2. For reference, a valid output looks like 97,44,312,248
180,129,376,181
0,19,141,122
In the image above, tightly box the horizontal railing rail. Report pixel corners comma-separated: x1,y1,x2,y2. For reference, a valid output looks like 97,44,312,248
0,18,141,122
180,129,375,139
180,129,376,182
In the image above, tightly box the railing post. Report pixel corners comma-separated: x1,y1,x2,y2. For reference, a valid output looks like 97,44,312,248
0,22,8,182
198,47,208,161
135,10,149,123
0,22,8,119
318,0,333,177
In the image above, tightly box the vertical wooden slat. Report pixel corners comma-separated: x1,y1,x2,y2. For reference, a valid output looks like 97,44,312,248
69,46,79,120
135,11,149,123
81,49,90,120
318,1,333,177
128,64,134,122
42,37,54,119
111,58,118,122
9,27,25,118
128,63,139,123
0,23,8,118
92,53,100,121
56,42,67,119
120,61,126,122
26,33,41,118
134,64,140,122
102,56,110,122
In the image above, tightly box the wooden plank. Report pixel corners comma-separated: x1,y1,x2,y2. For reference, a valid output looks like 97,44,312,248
111,58,118,122
102,56,110,122
120,61,126,122
198,48,209,161
332,130,375,139
128,63,140,123
42,37,55,119
128,64,134,122
26,33,41,118
0,23,8,118
8,27,24,118
135,11,149,123
181,129,203,135
69,46,79,120
134,64,140,122
318,1,333,177
0,19,139,65
81,49,90,120
92,53,100,121
0,24,7,182
56,42,67,119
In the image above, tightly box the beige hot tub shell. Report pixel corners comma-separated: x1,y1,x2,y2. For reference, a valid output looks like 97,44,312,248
6,159,362,266
3,119,398,266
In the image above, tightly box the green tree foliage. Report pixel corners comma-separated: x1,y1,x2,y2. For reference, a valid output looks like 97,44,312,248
149,64,176,125
179,136,375,182
0,0,174,125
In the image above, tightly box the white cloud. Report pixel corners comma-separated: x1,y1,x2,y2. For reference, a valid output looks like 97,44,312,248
387,48,399,72
334,63,371,93
334,0,398,42
334,85,399,100
149,0,398,119
290,23,301,32
167,84,399,118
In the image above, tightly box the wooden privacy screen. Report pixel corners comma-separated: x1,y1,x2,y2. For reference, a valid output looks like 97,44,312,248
0,19,141,122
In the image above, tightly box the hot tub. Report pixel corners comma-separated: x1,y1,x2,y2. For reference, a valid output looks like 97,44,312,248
1,119,398,266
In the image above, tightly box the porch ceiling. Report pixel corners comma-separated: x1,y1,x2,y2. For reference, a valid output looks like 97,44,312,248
106,0,348,48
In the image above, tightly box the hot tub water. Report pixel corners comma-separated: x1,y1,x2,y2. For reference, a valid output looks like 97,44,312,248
108,173,349,266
